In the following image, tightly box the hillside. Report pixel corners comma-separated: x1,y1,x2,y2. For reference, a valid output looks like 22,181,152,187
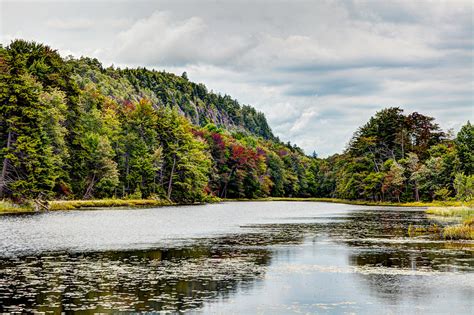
70,57,274,140
0,40,472,204
0,40,309,202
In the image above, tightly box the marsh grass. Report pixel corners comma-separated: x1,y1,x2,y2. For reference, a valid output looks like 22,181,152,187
228,197,471,208
426,206,474,218
0,200,32,213
443,223,474,240
423,206,474,240
49,199,172,211
0,199,173,214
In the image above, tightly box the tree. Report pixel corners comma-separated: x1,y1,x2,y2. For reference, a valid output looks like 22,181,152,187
71,86,120,198
348,107,405,161
454,173,473,201
455,121,473,175
362,172,384,201
382,161,405,202
404,112,445,159
156,108,211,202
0,48,63,200
405,153,421,201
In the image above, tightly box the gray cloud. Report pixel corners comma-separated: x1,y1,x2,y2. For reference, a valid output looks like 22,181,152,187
1,0,472,156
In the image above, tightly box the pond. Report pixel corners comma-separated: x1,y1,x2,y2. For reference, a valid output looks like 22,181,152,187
0,202,473,313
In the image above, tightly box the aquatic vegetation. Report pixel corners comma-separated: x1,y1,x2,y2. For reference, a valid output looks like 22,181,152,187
426,206,474,218
442,216,474,240
407,224,442,238
1,203,473,313
443,224,474,240
423,206,474,240
464,216,474,226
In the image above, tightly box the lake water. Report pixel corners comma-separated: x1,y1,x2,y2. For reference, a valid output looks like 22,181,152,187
0,202,473,314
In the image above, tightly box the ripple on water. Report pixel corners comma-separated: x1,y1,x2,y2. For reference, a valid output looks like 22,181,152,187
0,203,473,313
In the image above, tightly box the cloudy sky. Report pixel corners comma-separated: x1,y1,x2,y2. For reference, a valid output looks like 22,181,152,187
1,0,473,156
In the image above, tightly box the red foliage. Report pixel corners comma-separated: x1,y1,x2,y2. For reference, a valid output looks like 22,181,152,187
256,147,266,157
211,133,226,151
122,99,136,113
278,149,288,157
192,129,205,139
231,144,257,166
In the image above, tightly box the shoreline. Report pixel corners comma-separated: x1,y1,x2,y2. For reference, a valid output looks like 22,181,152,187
1,197,471,215
2,197,472,240
223,197,472,208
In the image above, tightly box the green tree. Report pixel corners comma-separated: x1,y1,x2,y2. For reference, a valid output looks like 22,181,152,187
405,153,421,201
455,121,473,175
382,160,405,202
0,47,65,200
454,173,473,201
72,86,120,198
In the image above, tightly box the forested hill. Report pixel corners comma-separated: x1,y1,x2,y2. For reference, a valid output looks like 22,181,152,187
71,56,274,140
0,40,473,205
0,40,303,202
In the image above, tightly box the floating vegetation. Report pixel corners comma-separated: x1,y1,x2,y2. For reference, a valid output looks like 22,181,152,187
0,248,269,313
407,224,443,238
1,205,473,313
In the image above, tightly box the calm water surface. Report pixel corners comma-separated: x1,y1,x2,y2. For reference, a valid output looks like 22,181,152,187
0,202,473,314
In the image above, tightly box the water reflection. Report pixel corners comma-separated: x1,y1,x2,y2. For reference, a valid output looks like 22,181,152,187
1,242,274,313
338,210,474,272
0,203,473,313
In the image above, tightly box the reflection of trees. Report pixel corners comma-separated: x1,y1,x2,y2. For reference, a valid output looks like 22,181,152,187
0,225,309,314
326,209,427,240
328,209,474,303
335,210,474,271
0,244,270,313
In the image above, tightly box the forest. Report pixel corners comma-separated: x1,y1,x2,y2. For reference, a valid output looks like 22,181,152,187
0,40,473,205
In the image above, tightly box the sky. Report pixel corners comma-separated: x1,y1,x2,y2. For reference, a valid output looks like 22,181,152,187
1,0,473,157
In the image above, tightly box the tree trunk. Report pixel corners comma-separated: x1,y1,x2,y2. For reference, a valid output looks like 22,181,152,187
414,182,420,202
125,152,130,194
83,174,96,199
167,154,176,200
0,130,12,198
221,167,236,198
401,130,405,159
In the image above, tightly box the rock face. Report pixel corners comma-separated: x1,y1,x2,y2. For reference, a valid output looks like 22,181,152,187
72,57,275,140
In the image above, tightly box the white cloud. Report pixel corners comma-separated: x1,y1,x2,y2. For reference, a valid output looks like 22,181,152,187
2,0,472,156
114,11,256,67
46,18,95,31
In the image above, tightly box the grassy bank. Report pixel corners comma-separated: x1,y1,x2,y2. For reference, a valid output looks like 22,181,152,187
443,217,474,240
229,197,474,240
1,197,472,216
0,199,173,214
426,206,474,218
0,200,33,214
49,199,173,211
225,197,471,208
425,206,474,240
